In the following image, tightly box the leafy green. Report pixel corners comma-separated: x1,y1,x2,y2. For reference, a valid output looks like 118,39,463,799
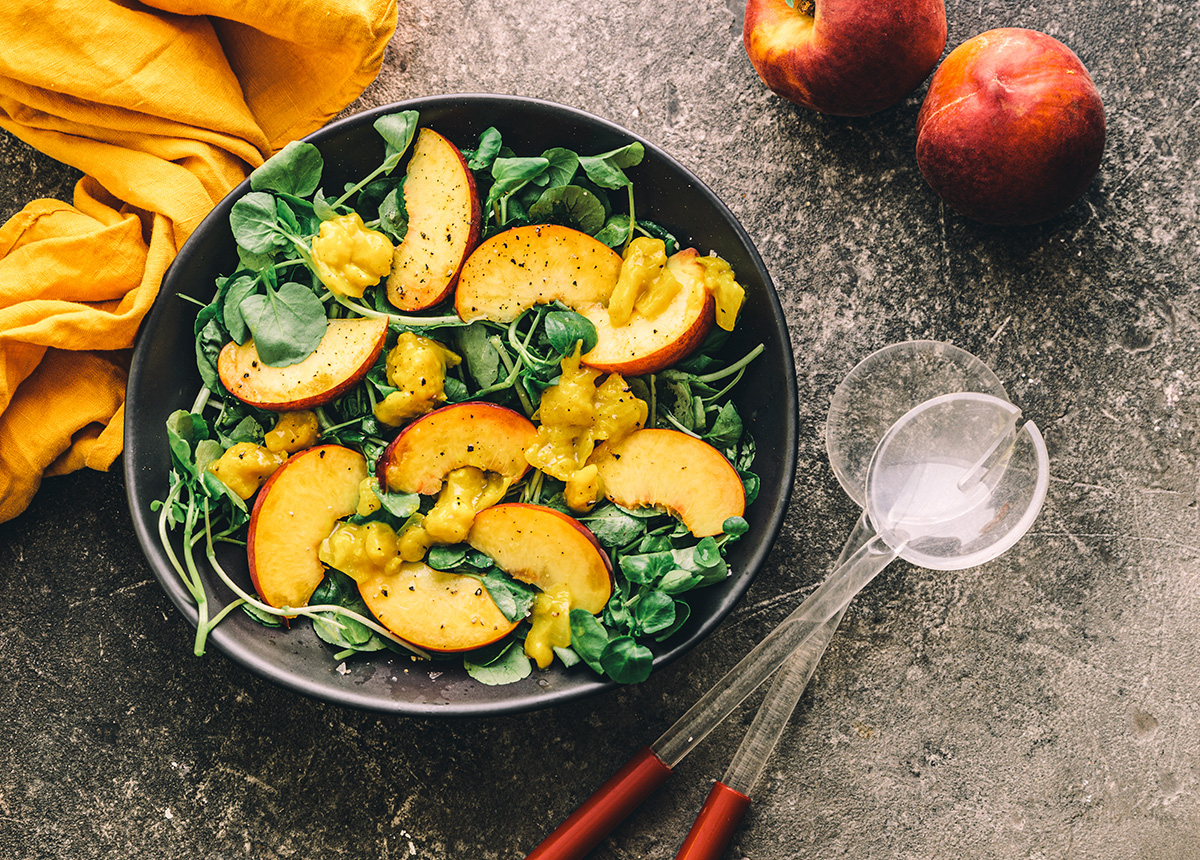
310,570,390,655
251,141,324,197
544,310,598,356
238,281,327,367
600,636,653,684
579,142,644,189
465,642,532,685
479,571,537,623
529,185,606,234
230,192,286,255
377,184,408,243
374,111,419,172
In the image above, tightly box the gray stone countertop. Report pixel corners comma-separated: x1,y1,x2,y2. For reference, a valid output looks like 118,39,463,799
3,1,1199,858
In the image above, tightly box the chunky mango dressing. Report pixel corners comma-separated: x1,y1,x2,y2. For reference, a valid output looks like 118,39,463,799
264,410,320,454
207,442,286,499
374,332,461,427
420,466,510,543
695,254,745,332
525,587,572,669
607,237,677,326
311,211,394,299
320,520,402,583
355,477,383,517
208,411,320,499
525,349,648,511
607,236,745,332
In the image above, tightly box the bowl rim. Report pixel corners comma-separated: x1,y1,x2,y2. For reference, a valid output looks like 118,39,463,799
124,93,798,717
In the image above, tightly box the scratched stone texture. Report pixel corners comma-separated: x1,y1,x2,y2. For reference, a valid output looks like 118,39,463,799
3,1,1200,858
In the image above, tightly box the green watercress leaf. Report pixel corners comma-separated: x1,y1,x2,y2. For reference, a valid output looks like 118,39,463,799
529,185,606,235
250,140,323,197
580,505,647,547
579,142,643,189
658,569,703,594
221,273,259,344
594,214,631,248
465,643,532,685
378,185,408,243
704,401,744,448
374,111,419,172
310,570,383,650
569,609,610,675
193,303,226,392
600,636,653,683
230,191,284,255
427,544,469,571
466,127,503,171
619,551,674,586
544,310,598,356
238,281,327,367
479,571,537,623
635,590,676,635
454,324,502,388
540,147,579,187
722,516,749,537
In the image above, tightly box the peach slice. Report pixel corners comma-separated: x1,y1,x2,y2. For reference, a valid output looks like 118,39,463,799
387,128,482,311
357,561,518,653
592,428,745,537
579,248,716,375
218,317,387,411
454,224,623,323
377,401,537,495
467,503,613,614
247,445,369,611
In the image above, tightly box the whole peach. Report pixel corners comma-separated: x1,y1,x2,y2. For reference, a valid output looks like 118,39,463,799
915,28,1105,226
743,0,947,116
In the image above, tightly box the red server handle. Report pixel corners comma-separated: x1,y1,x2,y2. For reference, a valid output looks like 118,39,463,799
525,746,672,860
673,781,752,860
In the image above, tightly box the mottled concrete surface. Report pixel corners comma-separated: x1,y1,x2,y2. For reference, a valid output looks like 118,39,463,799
3,1,1199,858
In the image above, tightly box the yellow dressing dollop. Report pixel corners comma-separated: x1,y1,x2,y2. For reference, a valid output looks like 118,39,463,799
396,515,435,562
525,587,573,669
355,477,382,517
206,442,286,500
263,410,320,455
608,237,669,327
525,349,648,511
311,211,394,299
422,466,511,544
695,254,745,331
319,520,402,584
374,332,462,427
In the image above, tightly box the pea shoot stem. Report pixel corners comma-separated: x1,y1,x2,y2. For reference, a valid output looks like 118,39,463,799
693,343,764,384
331,293,463,328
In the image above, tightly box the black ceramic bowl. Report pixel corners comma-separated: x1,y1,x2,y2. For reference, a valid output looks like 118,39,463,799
125,94,797,717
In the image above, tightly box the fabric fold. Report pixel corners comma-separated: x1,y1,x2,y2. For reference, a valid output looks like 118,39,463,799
0,0,397,523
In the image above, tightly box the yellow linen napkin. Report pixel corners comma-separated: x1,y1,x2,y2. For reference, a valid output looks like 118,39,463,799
0,0,397,522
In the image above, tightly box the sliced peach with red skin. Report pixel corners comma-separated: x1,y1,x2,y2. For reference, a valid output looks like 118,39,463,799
579,248,716,375
467,503,613,613
378,401,537,495
387,128,482,311
357,561,518,653
592,428,745,537
248,445,369,611
218,317,387,411
455,225,717,374
454,224,623,323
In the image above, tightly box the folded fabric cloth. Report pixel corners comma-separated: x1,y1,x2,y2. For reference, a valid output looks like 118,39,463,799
0,0,397,522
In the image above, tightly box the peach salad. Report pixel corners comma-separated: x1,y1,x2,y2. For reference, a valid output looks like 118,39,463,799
156,111,762,686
